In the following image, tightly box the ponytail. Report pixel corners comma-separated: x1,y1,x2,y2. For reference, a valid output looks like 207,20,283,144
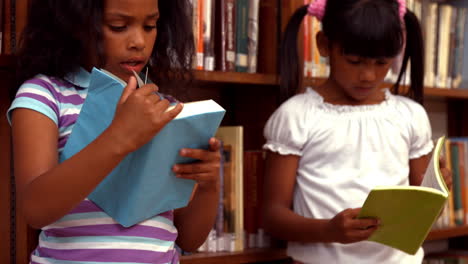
394,9,424,104
279,5,308,103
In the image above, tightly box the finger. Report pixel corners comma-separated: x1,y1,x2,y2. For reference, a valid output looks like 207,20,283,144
162,102,184,122
439,157,446,168
176,172,214,182
179,148,221,162
173,162,218,174
351,226,378,240
137,83,159,96
209,137,221,152
119,76,138,103
352,218,380,229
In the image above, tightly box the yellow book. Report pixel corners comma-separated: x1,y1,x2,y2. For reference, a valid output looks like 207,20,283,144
358,136,449,255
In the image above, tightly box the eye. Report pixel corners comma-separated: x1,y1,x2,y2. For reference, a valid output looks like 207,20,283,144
376,60,390,66
347,59,361,65
144,25,157,32
109,25,127,32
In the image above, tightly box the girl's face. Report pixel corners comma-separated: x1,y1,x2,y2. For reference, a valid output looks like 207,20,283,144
102,0,159,82
327,43,395,104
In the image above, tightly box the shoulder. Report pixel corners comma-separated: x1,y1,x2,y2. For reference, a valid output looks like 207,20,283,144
274,88,320,118
389,93,428,120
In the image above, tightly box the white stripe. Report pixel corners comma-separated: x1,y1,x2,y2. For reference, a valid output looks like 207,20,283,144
38,239,173,252
31,255,54,264
60,108,82,116
18,87,56,103
43,218,177,233
37,76,87,98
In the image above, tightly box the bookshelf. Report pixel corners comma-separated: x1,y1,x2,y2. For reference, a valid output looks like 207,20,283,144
2,0,468,264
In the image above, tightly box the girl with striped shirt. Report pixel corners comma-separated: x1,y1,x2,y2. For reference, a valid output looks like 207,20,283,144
8,0,220,263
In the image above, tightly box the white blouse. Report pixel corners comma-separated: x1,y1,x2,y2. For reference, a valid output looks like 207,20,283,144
263,88,433,264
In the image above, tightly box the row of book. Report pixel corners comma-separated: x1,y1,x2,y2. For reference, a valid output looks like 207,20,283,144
302,0,468,90
187,126,273,253
191,0,260,73
432,137,468,230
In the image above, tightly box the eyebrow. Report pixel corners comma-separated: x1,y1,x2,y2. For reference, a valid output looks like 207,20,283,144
106,12,160,20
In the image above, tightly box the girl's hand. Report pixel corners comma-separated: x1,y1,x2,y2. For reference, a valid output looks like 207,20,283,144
327,208,379,244
109,77,183,153
173,138,221,191
440,157,453,191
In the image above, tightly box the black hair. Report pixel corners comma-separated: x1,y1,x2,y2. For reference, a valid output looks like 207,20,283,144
13,0,194,99
280,0,424,104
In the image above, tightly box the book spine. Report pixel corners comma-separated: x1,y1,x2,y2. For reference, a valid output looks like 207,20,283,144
235,0,249,72
450,143,464,225
257,0,279,74
247,0,260,73
203,0,215,71
196,0,205,70
215,0,227,71
226,0,237,71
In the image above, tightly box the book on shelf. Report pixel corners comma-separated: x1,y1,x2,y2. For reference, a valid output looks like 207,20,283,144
215,0,237,72
60,68,226,227
203,0,215,71
247,0,260,73
216,126,244,251
235,0,249,73
358,136,449,255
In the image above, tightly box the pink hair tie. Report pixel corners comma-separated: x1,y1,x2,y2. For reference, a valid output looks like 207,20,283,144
398,0,407,20
307,0,327,21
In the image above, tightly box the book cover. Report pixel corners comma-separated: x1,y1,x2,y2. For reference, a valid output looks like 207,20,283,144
60,68,226,227
358,136,449,255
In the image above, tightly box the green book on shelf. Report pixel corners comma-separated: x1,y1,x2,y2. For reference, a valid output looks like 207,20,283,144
358,136,449,255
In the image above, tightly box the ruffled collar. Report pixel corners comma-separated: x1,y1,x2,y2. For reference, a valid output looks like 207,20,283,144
305,87,393,114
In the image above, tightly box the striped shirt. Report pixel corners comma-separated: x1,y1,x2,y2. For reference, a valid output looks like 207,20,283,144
8,68,180,264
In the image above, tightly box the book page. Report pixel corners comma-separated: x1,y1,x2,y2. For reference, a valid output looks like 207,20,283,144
420,136,448,195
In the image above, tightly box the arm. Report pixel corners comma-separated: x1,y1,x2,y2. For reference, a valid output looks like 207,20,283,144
263,151,378,244
12,79,182,229
409,154,430,186
174,138,221,252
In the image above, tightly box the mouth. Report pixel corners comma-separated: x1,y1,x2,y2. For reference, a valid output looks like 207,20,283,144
120,59,146,73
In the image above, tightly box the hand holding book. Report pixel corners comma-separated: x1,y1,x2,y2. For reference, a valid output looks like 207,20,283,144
358,136,449,255
60,68,226,227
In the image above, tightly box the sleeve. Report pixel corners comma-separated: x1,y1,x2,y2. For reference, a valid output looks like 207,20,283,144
263,96,310,156
7,76,60,126
408,102,434,159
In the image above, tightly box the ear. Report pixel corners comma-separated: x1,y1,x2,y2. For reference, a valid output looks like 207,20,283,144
316,31,329,57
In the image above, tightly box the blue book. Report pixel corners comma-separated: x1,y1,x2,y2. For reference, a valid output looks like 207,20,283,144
60,68,226,227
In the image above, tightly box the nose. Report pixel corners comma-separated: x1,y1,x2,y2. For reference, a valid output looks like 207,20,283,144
359,66,376,82
128,28,146,51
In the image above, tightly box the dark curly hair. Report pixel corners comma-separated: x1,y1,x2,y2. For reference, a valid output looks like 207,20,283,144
280,0,424,104
13,0,194,99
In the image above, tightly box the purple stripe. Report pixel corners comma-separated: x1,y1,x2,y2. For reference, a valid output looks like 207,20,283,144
59,114,79,129
44,224,178,240
58,135,69,149
37,248,175,263
17,93,59,118
159,210,174,221
69,200,103,214
50,77,76,89
26,79,85,105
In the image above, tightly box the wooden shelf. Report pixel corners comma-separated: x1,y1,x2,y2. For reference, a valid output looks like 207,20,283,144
425,87,468,99
427,226,468,241
180,248,290,264
194,70,278,85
